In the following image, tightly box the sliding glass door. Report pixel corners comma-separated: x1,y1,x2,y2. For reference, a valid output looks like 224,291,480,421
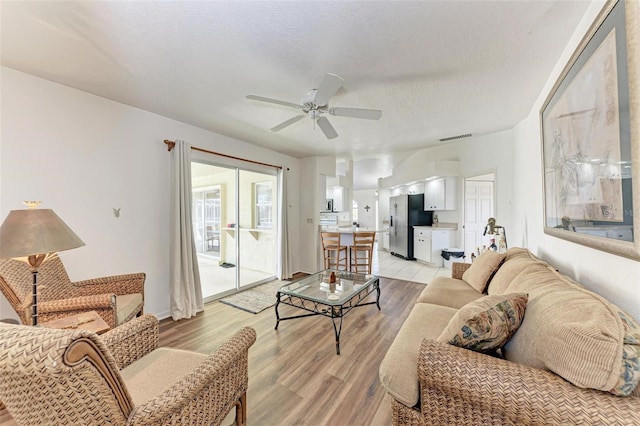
238,170,278,289
192,163,236,299
191,161,277,300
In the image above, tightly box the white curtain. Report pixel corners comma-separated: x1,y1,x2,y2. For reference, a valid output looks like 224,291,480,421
169,140,203,320
277,167,292,280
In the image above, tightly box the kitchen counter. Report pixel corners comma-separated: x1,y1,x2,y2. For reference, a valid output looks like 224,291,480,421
321,227,381,233
320,227,381,247
413,223,458,230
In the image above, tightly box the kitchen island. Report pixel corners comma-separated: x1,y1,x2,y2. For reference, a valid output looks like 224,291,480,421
320,227,380,246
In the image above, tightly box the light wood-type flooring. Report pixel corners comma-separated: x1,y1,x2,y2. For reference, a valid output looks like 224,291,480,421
0,276,425,426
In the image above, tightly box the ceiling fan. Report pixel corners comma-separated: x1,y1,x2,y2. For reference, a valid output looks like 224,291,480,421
246,73,382,140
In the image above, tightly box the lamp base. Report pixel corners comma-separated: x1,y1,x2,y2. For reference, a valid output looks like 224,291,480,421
31,269,39,326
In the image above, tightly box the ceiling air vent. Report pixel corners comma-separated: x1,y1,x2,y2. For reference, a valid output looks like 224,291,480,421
439,133,472,142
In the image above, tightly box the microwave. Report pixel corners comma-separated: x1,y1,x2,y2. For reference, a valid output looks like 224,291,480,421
325,199,334,212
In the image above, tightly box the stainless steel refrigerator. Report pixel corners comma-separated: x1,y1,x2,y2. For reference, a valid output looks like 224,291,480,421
389,194,433,259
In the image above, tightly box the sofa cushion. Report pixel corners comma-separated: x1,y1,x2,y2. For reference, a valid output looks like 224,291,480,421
504,246,546,263
379,303,458,407
416,276,483,309
462,251,505,293
437,293,528,353
504,263,629,393
487,255,547,295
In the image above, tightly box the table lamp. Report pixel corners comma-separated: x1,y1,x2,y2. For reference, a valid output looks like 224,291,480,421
0,202,85,325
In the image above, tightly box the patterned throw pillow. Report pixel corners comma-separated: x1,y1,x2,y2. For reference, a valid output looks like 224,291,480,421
609,310,640,396
438,293,528,353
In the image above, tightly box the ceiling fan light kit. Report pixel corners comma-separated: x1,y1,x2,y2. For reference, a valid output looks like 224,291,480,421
246,73,382,140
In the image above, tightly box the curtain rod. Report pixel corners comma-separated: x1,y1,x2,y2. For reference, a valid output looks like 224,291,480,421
164,139,283,170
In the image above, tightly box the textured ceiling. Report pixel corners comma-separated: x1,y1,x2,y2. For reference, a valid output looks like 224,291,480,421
0,1,590,189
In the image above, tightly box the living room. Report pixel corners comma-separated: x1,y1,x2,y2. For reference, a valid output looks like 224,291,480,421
1,1,639,424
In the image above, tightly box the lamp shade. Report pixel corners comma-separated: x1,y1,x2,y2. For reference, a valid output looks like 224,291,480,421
0,209,85,259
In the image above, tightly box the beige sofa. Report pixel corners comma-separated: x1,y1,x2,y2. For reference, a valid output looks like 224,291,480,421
379,247,640,425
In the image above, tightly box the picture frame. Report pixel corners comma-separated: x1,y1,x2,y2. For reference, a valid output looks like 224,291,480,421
541,0,639,261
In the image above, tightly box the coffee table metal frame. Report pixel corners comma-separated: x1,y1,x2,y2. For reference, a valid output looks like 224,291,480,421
275,270,380,355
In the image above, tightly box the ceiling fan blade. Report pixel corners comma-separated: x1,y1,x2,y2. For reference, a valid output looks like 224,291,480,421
270,114,305,132
330,107,382,120
246,95,300,109
316,116,338,139
314,73,344,106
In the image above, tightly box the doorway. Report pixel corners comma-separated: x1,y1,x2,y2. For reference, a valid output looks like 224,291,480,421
463,173,495,257
191,162,277,301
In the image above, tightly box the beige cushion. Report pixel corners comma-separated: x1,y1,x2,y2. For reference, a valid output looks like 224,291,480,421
462,251,505,293
504,247,545,262
120,347,207,405
504,263,627,392
116,293,143,325
379,303,458,407
437,293,528,353
416,277,483,309
487,256,546,295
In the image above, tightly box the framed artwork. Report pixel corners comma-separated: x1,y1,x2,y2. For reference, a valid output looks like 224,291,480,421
541,0,640,260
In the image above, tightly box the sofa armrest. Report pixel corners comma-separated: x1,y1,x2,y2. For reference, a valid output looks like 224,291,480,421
451,262,471,279
102,314,159,369
74,272,146,298
128,326,257,425
418,339,640,425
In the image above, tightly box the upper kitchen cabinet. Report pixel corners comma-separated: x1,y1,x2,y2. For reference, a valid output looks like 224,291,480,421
424,177,457,210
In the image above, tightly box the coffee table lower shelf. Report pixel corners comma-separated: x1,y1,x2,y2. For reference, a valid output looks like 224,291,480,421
274,277,380,355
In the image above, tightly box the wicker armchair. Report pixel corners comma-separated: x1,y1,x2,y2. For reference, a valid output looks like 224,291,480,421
0,314,257,425
0,254,144,328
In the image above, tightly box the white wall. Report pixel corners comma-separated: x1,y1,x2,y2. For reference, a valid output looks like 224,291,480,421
298,157,320,273
353,189,377,229
510,1,640,321
0,67,300,320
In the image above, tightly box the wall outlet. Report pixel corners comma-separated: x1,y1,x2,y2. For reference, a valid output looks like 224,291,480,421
307,218,313,224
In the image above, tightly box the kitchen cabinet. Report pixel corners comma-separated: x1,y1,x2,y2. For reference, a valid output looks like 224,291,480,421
424,177,457,210
414,229,432,262
382,232,389,250
413,227,454,266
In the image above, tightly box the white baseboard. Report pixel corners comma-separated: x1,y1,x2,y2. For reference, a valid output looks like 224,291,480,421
153,310,171,321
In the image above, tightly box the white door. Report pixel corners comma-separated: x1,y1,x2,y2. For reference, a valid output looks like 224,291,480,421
464,179,494,257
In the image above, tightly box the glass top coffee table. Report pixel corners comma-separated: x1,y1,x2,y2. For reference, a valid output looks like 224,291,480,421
275,269,380,355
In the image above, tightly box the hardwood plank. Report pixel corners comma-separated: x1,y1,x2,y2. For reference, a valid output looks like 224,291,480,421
0,277,425,425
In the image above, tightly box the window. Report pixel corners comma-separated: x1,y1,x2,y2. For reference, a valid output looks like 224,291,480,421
255,182,272,228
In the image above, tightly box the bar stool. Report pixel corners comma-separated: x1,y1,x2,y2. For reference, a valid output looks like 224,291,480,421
349,231,376,274
321,232,348,270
